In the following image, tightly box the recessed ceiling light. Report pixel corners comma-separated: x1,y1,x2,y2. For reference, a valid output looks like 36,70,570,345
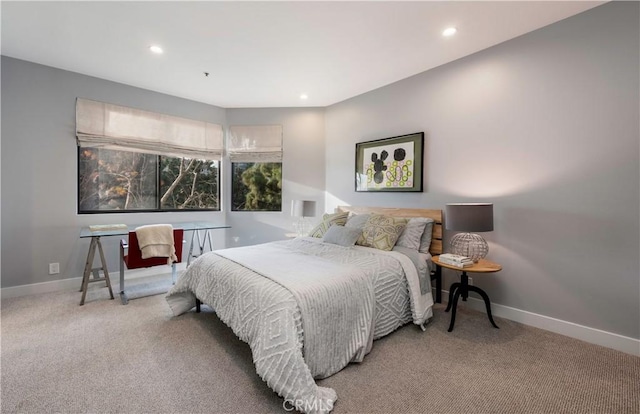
149,45,164,54
300,94,308,100
442,27,457,37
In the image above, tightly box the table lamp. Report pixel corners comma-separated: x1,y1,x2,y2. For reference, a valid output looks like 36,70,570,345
291,200,315,236
445,203,494,262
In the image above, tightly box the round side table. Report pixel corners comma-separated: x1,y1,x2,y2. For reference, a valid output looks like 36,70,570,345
432,256,502,332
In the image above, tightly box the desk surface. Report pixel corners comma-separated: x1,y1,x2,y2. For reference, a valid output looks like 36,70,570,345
80,221,230,238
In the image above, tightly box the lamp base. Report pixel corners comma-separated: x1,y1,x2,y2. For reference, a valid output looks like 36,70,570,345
292,218,309,237
450,233,488,262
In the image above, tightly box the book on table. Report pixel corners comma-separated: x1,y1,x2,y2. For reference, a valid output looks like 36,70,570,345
89,223,128,232
439,258,473,268
439,253,473,263
439,253,473,267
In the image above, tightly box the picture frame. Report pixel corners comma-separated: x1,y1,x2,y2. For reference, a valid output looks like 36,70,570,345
355,132,424,192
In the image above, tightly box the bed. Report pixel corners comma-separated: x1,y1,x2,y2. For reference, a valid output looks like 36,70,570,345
166,206,442,414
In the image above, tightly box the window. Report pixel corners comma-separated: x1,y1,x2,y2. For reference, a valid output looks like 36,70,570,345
228,125,283,212
231,162,282,211
160,156,219,210
76,99,223,213
78,147,219,212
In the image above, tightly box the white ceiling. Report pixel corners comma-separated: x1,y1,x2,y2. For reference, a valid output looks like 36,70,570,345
1,1,604,108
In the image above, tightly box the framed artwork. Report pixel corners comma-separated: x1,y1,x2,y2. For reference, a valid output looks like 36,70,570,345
355,132,424,192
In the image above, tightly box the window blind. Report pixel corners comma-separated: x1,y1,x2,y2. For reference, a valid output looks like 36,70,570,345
228,125,283,162
76,98,223,160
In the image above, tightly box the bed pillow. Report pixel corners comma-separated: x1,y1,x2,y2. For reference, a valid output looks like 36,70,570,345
322,225,361,247
395,217,429,251
345,213,370,231
358,214,408,251
308,211,349,238
418,218,435,253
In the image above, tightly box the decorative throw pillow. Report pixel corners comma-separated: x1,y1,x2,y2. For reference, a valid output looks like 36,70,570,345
396,217,429,251
345,213,370,231
308,211,349,238
418,218,435,253
322,225,362,247
358,214,408,251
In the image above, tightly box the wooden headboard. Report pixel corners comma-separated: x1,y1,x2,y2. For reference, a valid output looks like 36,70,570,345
335,206,443,256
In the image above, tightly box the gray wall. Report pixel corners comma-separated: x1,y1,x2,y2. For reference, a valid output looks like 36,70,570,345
1,57,327,290
1,2,638,341
325,2,639,339
225,108,326,247
1,57,229,288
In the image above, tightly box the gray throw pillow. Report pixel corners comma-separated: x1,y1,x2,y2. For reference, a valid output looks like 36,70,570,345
345,213,370,231
322,225,362,247
396,217,429,251
418,218,435,253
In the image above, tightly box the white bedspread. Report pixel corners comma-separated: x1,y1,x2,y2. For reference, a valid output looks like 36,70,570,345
217,243,375,379
166,238,433,414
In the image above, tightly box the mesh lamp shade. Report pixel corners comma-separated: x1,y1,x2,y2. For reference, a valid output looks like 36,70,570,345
445,203,494,262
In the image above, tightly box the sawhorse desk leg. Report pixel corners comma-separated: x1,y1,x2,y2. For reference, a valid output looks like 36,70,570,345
187,229,213,267
80,236,114,306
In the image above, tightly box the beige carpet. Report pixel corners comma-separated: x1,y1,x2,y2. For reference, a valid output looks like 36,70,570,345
1,283,638,414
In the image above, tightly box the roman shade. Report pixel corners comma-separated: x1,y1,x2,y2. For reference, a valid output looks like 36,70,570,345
228,125,283,162
76,98,223,160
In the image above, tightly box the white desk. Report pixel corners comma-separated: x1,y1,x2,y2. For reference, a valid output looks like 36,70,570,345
79,222,230,305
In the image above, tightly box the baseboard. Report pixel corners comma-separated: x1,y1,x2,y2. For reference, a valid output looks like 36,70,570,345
1,263,187,300
441,288,640,357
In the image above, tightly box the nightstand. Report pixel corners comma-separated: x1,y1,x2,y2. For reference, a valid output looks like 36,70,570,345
432,256,502,332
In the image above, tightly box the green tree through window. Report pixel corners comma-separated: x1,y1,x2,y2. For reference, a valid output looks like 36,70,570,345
232,162,282,211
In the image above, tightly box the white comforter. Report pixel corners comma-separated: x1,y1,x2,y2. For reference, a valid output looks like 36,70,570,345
166,237,433,413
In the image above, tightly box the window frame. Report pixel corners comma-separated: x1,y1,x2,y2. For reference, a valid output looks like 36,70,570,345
77,147,221,214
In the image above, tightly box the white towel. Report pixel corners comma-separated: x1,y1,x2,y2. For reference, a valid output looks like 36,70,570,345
135,224,177,264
